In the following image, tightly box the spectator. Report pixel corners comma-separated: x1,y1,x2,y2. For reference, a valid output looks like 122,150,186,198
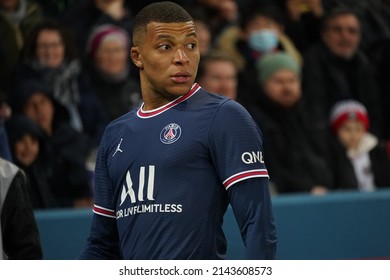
5,115,59,208
0,156,42,259
0,102,12,161
322,0,390,51
85,24,141,123
11,19,106,147
62,0,134,54
0,123,12,161
328,100,390,191
186,5,213,56
367,37,390,141
250,52,332,194
0,0,44,101
10,80,93,208
35,0,73,18
197,50,238,100
302,6,383,141
189,0,239,42
276,0,325,52
216,2,302,104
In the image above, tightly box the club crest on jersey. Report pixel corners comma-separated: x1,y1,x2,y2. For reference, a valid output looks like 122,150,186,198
160,123,181,144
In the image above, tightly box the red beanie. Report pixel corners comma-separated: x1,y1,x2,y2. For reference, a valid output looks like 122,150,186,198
86,24,129,58
330,100,370,132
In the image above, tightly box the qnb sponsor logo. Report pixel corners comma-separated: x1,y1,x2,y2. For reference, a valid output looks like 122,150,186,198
241,151,265,164
117,165,182,219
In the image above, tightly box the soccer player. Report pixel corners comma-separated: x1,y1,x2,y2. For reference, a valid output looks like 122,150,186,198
79,1,277,260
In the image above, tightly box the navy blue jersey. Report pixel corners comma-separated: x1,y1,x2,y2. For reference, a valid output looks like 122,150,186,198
80,84,276,259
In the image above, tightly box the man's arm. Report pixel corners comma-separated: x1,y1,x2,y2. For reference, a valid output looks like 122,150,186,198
207,99,277,259
228,177,277,259
78,214,121,259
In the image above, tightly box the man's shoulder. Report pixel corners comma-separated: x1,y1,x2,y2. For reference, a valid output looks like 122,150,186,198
0,157,19,179
199,94,254,126
193,90,253,122
0,157,21,196
106,109,137,128
193,87,237,108
100,110,137,143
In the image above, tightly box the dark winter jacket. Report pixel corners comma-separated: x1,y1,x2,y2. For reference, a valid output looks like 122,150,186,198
5,115,60,209
0,157,42,259
246,95,332,193
302,42,383,138
87,67,141,123
330,136,390,190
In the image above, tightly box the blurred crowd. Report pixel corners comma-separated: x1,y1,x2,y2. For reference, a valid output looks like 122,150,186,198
1,0,390,209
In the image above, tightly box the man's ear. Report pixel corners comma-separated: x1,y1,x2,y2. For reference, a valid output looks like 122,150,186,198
131,47,143,69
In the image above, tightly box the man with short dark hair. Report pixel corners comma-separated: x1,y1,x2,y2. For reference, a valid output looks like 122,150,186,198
302,6,383,140
80,1,276,260
197,50,238,100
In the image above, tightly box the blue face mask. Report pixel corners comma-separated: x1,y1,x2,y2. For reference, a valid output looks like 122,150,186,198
248,30,278,53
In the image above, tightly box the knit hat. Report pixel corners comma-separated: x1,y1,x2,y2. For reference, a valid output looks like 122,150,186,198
256,52,300,83
86,24,130,58
330,100,370,132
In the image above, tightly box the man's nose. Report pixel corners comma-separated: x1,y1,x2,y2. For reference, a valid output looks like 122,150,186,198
173,48,189,64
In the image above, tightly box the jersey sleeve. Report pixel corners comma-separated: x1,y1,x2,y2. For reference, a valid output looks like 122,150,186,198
92,129,117,218
208,99,269,189
78,214,120,259
208,100,277,259
228,178,277,259
79,127,120,259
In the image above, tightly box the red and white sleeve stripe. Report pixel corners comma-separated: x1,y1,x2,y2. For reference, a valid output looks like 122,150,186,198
93,204,116,218
223,169,269,190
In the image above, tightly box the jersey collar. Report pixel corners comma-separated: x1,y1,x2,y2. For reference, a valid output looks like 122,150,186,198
137,83,201,119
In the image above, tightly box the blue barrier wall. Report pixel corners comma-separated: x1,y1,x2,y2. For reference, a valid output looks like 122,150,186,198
34,189,390,260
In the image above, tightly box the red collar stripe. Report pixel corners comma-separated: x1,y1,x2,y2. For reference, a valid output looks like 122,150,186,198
137,83,200,118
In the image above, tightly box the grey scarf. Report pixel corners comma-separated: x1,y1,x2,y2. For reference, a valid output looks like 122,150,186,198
0,0,27,25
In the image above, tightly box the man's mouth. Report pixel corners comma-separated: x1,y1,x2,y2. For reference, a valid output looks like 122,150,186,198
171,72,191,83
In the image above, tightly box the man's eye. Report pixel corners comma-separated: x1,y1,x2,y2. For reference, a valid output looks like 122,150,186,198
187,43,197,49
158,44,171,50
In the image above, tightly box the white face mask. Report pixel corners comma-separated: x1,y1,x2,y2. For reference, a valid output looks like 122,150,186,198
248,29,278,53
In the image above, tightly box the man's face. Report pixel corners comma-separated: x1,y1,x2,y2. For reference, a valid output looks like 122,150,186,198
131,21,200,102
23,92,54,135
263,69,301,108
199,60,237,100
322,14,361,59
